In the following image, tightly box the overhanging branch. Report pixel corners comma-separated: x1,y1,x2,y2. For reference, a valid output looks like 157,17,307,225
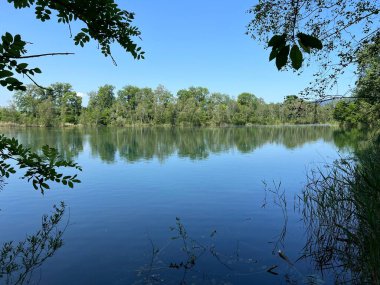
25,74,51,91
4,52,74,59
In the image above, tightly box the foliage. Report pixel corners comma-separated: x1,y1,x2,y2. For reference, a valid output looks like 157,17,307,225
2,83,336,127
1,0,144,91
333,37,380,127
267,33,322,70
247,0,380,98
87,84,115,125
355,35,380,104
0,134,81,193
11,83,82,126
0,202,67,285
0,33,42,91
60,90,82,124
332,100,377,126
1,1,142,284
300,134,380,284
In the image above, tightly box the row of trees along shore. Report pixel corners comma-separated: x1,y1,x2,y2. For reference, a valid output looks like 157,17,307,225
0,83,336,127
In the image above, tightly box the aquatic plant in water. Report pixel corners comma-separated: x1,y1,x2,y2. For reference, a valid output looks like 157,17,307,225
300,135,380,284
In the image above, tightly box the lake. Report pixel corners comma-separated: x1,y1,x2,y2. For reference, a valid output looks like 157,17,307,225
0,126,358,284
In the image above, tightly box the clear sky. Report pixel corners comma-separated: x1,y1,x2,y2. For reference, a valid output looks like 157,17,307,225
0,0,355,106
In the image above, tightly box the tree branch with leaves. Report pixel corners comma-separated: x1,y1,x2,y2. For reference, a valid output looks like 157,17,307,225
247,0,380,99
1,0,145,192
2,0,144,91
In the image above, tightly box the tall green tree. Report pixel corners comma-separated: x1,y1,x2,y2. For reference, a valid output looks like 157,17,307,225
177,87,209,126
47,82,73,108
13,84,45,117
233,92,258,125
60,91,82,124
153,85,175,125
37,96,56,126
207,92,231,126
135,87,154,124
115,85,141,123
333,36,380,126
87,85,115,125
12,82,82,125
355,36,380,104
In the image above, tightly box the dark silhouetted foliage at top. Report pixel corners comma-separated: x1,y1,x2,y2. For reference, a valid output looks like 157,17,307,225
247,0,379,99
1,0,144,91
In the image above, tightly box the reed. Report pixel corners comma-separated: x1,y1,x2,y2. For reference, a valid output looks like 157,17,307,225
300,134,380,284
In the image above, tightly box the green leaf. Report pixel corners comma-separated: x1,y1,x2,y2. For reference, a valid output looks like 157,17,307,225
298,39,310,54
275,45,290,70
290,45,303,70
268,34,286,48
5,77,19,84
41,182,50,189
14,34,21,42
269,48,278,61
297,33,323,50
0,70,13,78
4,32,13,43
17,63,28,70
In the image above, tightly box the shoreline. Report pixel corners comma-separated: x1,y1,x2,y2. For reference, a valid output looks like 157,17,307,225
0,122,339,129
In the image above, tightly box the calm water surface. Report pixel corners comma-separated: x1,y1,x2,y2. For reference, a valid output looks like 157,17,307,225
0,126,356,284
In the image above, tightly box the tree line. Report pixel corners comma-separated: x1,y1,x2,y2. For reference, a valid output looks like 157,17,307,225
0,84,336,127
1,36,378,129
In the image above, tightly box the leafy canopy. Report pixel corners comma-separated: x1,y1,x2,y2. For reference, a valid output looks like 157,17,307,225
247,0,380,99
1,0,144,91
355,36,380,104
0,33,42,91
0,134,81,193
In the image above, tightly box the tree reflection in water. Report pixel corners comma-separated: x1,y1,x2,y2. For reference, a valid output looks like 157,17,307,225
2,126,339,164
133,132,379,284
1,126,376,284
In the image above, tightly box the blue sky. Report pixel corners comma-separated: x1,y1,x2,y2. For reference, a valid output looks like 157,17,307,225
0,0,355,106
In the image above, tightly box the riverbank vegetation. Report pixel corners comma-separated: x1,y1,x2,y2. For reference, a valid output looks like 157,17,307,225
0,84,336,127
295,37,380,284
332,37,380,128
301,128,380,284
